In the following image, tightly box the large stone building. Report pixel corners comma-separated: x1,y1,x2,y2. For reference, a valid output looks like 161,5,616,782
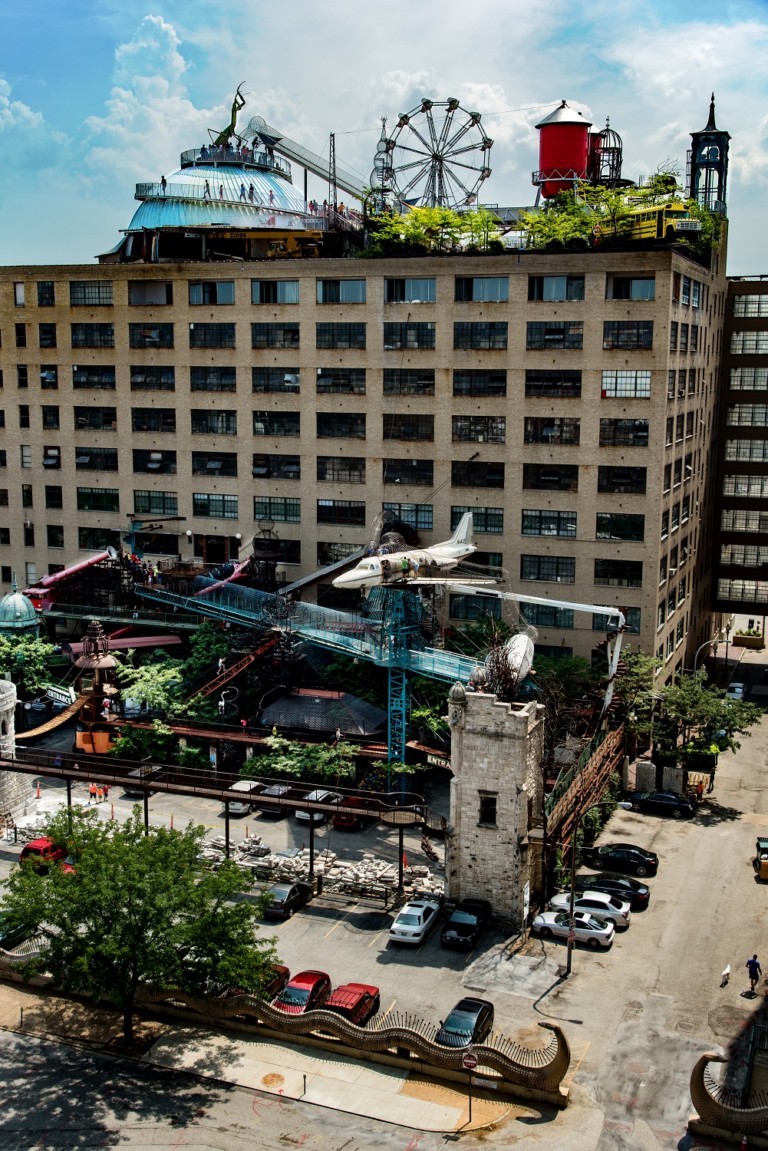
0,104,732,678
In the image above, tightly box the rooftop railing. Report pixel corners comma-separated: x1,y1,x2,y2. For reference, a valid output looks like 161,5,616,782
179,146,292,179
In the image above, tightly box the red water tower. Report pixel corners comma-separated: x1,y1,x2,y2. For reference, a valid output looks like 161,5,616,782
534,100,592,198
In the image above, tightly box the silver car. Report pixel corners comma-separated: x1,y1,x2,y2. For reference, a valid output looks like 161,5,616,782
531,910,615,949
388,898,442,945
549,890,631,929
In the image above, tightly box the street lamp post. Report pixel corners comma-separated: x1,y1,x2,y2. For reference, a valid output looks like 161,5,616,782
724,622,731,671
692,640,715,675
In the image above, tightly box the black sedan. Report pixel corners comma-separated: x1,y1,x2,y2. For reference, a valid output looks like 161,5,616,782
435,997,494,1048
574,872,651,910
580,842,658,878
627,790,695,819
262,880,313,920
440,898,492,950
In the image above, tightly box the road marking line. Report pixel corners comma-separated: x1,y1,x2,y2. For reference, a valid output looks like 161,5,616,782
368,930,385,949
323,903,358,939
379,998,397,1020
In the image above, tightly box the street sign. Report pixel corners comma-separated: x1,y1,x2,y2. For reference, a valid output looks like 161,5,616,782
568,931,576,943
462,1051,478,1071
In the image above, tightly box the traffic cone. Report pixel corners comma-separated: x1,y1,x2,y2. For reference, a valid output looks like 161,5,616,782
110,803,115,821
170,813,174,830
35,781,41,799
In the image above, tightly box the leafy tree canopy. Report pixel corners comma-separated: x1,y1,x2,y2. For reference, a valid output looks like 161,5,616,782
365,206,501,256
244,733,357,782
2,808,277,1043
0,634,57,698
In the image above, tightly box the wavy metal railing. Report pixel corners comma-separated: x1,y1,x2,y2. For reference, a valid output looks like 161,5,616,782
690,1051,768,1135
136,986,570,1095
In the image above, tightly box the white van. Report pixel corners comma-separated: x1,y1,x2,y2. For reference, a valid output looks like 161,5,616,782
223,780,260,816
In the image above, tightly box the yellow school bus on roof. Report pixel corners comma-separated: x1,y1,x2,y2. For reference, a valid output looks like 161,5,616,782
612,201,703,241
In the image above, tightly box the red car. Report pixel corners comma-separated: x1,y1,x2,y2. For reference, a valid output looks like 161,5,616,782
264,964,290,999
273,970,331,1015
19,837,68,873
324,982,380,1025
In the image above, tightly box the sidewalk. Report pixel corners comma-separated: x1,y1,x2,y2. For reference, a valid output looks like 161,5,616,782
0,979,525,1134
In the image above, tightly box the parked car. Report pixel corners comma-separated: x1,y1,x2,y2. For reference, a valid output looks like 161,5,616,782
626,790,695,819
549,890,631,929
574,872,651,910
580,842,658,877
264,963,291,999
726,682,746,701
440,898,492,950
122,765,164,798
262,880,313,920
388,898,442,945
273,969,332,1014
332,795,378,831
435,997,495,1048
531,910,615,949
19,837,67,873
222,779,261,816
295,790,342,824
324,982,380,1025
0,913,34,952
254,784,301,817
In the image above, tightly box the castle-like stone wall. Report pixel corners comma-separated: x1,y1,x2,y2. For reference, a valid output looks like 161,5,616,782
445,684,544,929
0,679,33,813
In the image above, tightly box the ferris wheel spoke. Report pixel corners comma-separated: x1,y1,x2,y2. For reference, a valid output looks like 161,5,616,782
401,122,439,158
393,154,437,174
434,108,457,155
397,161,436,200
445,140,489,160
423,106,441,154
439,165,473,204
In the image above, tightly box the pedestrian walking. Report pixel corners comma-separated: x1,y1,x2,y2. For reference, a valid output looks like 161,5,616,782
268,189,275,206
160,175,167,196
239,183,246,201
103,783,110,801
248,184,255,202
96,785,104,804
217,656,226,675
696,779,705,805
219,184,224,199
747,954,762,993
88,782,97,804
203,179,211,200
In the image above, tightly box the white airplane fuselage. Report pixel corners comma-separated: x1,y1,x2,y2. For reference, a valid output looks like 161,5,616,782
333,513,475,591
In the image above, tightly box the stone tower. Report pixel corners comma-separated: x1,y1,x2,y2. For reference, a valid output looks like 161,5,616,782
0,678,31,813
445,682,544,929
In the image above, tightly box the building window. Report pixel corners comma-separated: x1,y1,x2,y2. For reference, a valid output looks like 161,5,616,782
599,419,649,447
383,414,433,441
680,323,689,353
23,524,35,547
15,323,26,348
191,410,237,435
453,322,508,349
18,404,29,429
192,493,238,519
190,367,236,392
524,417,579,445
252,322,300,348
75,406,116,431
45,485,62,509
726,404,768,427
606,275,655,300
131,408,175,433
192,452,237,477
594,559,643,587
317,499,366,526
37,281,55,307
42,447,61,470
453,370,506,397
21,484,32,508
16,366,28,389
251,279,299,305
455,276,508,302
0,529,9,546
315,411,364,439
383,503,434,530
189,322,235,349
721,509,768,533
316,323,366,349
251,453,300,480
593,607,641,633
38,323,57,349
71,323,114,348
316,279,366,304
134,490,177,516
733,294,768,318
0,452,7,468
316,368,366,394
13,282,25,306
39,366,57,388
453,416,506,444
188,280,235,305
720,544,768,567
723,473,768,499
128,280,173,306
528,275,584,301
718,579,768,601
522,509,577,538
318,541,361,565
70,281,112,306
596,512,645,541
385,277,436,303
449,595,501,623
384,369,435,396
383,459,434,486
130,366,175,391
73,367,116,390
382,322,434,350
250,497,299,525
597,466,646,494
730,331,768,355
253,411,300,437
133,450,177,474
317,456,366,483
525,370,581,398
682,276,691,306
601,370,651,399
20,445,31,469
129,323,174,349
725,439,768,462
78,528,121,552
728,367,768,391
671,503,680,530
252,368,300,394
524,604,575,628
527,321,583,349
603,320,653,350
451,460,505,488
77,488,120,512
521,555,576,583
452,506,503,534
75,448,118,471
523,464,578,492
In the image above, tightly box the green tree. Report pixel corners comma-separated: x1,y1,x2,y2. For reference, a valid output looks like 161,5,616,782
114,651,183,714
0,634,57,698
244,734,357,783
654,673,761,756
2,809,277,1044
108,718,177,764
181,622,229,688
612,650,663,744
365,206,497,256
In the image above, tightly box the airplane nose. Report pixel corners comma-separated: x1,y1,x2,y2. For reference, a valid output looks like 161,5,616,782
332,569,358,589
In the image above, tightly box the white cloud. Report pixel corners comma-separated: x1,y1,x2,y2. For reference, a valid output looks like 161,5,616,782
0,78,45,136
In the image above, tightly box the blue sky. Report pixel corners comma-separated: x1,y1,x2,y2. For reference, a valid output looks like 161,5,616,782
1,0,767,271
